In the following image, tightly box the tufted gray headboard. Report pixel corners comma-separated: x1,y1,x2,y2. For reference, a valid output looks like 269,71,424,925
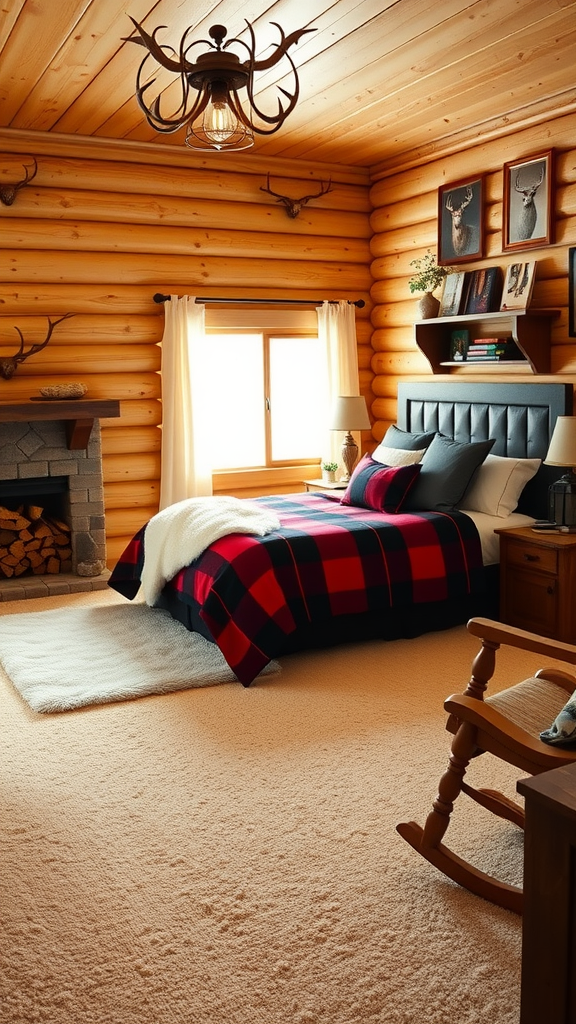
397,382,573,519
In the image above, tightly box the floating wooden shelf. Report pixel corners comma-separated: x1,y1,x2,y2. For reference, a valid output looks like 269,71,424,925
0,399,121,449
414,309,560,374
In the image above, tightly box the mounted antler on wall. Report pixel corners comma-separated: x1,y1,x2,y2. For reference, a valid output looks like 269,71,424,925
0,158,38,206
259,173,332,218
0,313,74,380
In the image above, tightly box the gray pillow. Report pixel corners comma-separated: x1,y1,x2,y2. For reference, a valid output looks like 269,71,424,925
403,434,495,511
383,424,437,451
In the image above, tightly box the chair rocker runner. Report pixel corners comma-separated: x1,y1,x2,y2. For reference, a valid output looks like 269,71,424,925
397,617,576,914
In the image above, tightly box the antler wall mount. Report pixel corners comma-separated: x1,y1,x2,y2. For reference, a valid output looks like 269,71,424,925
123,18,315,152
0,158,38,206
259,174,332,218
0,313,74,380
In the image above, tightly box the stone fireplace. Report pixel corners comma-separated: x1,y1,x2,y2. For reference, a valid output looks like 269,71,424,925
0,399,120,602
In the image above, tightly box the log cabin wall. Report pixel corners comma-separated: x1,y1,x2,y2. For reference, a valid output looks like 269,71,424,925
369,110,576,440
0,132,374,567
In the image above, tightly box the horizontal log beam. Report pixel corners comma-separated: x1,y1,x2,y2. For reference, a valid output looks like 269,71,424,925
0,129,371,187
1,251,373,291
0,284,373,316
2,189,371,239
2,218,371,264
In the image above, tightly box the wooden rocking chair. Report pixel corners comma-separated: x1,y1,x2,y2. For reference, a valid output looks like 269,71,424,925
397,617,576,914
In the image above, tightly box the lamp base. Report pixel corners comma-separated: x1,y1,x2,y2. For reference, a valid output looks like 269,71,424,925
340,432,358,483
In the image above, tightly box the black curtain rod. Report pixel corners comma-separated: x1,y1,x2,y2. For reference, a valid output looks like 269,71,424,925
153,292,365,308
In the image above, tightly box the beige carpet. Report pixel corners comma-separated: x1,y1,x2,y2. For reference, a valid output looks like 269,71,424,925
0,589,557,1024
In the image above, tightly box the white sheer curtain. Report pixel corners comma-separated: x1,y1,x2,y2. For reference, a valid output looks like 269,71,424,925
316,300,362,466
159,295,212,510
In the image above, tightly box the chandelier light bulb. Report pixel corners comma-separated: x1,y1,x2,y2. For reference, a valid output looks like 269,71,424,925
203,94,237,148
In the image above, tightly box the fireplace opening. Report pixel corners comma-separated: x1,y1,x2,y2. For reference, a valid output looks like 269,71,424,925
0,476,72,580
0,475,69,516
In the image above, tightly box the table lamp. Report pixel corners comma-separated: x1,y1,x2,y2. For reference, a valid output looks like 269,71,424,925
544,416,576,529
330,395,371,482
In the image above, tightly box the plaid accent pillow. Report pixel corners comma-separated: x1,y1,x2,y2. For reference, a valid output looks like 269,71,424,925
340,454,421,513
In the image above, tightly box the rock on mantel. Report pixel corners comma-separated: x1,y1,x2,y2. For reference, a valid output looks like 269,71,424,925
0,400,121,449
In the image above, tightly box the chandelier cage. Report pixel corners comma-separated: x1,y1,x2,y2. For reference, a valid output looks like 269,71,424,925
125,18,315,152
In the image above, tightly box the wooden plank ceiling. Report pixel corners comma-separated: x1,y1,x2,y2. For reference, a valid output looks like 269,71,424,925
1,0,575,170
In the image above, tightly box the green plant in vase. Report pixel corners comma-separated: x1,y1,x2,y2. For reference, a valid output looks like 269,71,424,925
408,250,449,319
321,460,339,482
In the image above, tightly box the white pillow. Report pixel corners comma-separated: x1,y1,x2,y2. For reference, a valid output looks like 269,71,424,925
371,444,426,467
460,454,541,517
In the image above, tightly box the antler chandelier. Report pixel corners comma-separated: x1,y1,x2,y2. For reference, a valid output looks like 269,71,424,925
124,18,315,152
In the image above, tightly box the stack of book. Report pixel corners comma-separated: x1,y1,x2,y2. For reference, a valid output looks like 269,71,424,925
465,337,523,362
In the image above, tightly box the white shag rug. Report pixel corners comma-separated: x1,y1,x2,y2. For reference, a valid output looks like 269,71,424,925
0,602,279,713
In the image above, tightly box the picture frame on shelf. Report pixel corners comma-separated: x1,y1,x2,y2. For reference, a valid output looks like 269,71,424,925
502,150,554,252
565,247,569,339
463,266,502,314
449,328,470,361
437,176,484,266
500,261,537,311
438,271,468,316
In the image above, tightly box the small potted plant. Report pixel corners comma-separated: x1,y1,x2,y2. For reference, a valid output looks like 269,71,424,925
321,460,339,483
408,250,449,319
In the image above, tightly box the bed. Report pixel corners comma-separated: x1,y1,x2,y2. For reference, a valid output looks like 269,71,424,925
109,382,573,685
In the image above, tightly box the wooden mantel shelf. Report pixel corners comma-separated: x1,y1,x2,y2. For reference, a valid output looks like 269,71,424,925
0,399,121,450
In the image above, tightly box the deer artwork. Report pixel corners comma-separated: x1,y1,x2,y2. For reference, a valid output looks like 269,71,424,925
445,186,475,257
260,174,332,218
513,165,544,240
0,313,74,380
0,157,38,206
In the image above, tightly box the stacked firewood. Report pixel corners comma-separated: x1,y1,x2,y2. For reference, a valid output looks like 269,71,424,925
0,505,72,578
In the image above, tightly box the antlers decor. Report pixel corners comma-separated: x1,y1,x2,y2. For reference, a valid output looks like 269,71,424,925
0,313,74,380
0,158,38,206
260,174,333,219
123,18,315,152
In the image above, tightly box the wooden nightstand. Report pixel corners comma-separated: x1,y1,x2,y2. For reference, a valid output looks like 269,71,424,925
303,479,348,493
495,526,576,643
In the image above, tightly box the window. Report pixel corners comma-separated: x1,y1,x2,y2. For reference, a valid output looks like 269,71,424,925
200,329,328,470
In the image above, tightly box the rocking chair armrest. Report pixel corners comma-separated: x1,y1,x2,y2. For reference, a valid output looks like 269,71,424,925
444,693,576,768
467,617,576,666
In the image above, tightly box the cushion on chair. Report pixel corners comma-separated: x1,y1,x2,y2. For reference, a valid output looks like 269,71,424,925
486,677,576,742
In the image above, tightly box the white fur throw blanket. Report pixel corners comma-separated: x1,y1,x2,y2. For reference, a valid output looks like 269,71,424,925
140,496,280,606
540,689,576,746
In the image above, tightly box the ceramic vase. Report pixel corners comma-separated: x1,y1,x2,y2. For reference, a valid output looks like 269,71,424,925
417,292,440,319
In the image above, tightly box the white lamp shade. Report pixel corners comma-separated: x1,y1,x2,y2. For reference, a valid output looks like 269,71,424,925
544,416,576,467
330,395,370,431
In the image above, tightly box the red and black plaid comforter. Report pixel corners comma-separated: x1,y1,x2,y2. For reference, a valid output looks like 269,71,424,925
108,492,484,686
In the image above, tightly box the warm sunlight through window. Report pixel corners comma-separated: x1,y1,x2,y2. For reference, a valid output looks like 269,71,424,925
269,336,328,461
203,331,328,469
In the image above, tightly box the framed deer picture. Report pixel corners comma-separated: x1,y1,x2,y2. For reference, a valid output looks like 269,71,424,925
437,176,484,266
502,150,554,252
